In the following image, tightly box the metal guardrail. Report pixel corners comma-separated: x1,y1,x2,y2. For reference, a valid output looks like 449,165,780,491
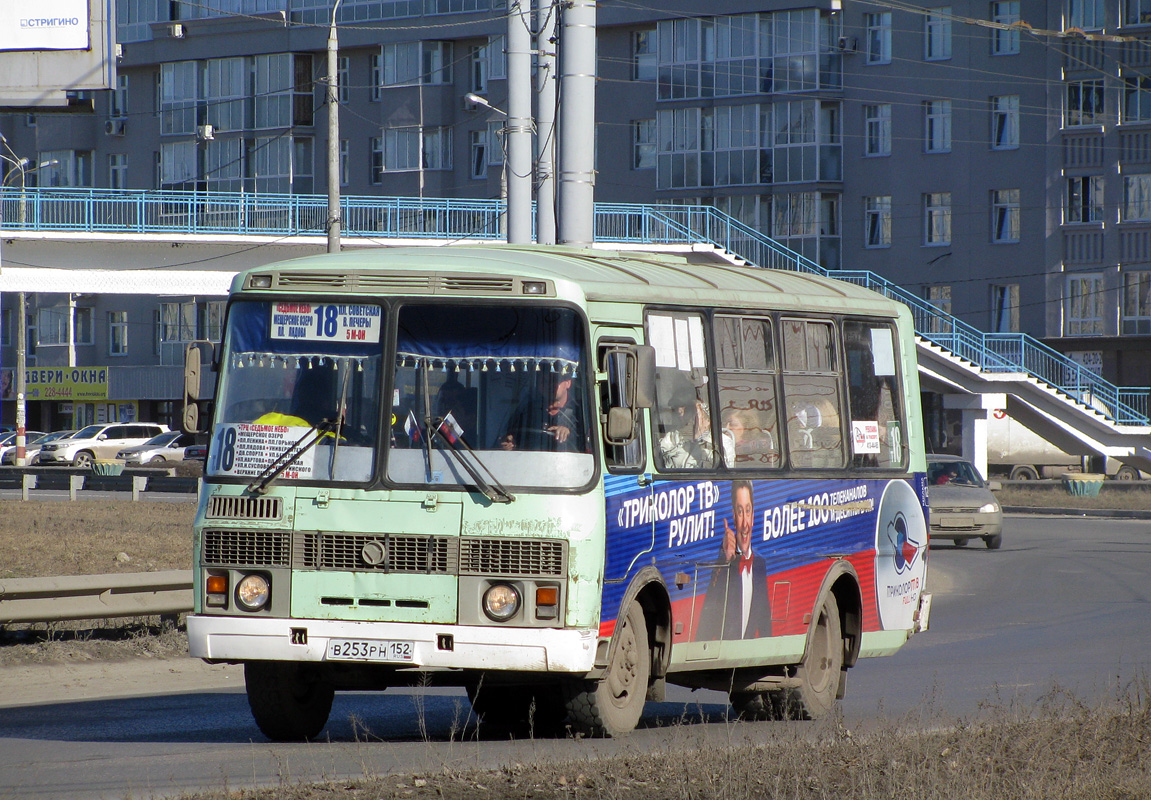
6,188,1149,425
0,472,200,498
0,570,193,624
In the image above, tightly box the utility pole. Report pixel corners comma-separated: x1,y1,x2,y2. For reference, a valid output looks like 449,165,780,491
534,0,557,244
326,0,342,254
558,0,596,246
506,0,534,244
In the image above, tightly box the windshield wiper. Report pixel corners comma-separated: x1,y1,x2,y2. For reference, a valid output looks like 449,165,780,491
429,417,515,504
248,418,340,495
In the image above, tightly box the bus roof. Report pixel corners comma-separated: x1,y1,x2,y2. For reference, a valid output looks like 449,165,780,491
238,245,902,317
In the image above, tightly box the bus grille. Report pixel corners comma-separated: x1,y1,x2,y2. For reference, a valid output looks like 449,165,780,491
459,538,566,577
203,529,291,567
294,532,456,573
206,495,283,521
200,530,564,577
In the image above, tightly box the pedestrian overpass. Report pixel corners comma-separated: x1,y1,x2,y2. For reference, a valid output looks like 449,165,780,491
3,187,1149,476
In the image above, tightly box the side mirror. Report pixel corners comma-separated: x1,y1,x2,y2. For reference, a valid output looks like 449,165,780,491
606,407,635,442
632,345,656,410
183,341,216,435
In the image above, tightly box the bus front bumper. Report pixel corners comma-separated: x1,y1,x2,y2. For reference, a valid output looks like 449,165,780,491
187,614,600,674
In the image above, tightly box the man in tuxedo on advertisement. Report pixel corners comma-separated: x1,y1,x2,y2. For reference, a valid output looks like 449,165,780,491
697,479,772,641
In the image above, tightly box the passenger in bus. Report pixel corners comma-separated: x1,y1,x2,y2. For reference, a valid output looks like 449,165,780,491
696,480,772,640
499,369,586,452
254,367,342,431
658,373,722,469
723,407,775,466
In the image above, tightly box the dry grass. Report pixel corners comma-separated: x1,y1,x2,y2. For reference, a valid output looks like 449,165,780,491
0,500,194,579
173,684,1151,800
996,484,1151,512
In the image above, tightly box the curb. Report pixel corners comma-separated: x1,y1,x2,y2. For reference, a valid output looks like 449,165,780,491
1003,506,1151,520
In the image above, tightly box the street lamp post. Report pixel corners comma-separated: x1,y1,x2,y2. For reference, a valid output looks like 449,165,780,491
0,134,57,466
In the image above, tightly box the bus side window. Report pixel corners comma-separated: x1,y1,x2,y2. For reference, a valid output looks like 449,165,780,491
646,311,717,472
715,314,780,469
844,320,905,469
782,318,844,469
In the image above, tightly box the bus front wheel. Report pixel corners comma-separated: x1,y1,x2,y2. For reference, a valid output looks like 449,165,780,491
566,603,650,737
244,661,334,742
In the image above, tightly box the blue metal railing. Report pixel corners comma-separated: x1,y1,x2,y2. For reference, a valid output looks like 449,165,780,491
3,188,1147,425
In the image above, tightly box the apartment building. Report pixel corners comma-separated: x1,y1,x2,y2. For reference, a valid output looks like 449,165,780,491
2,0,1149,431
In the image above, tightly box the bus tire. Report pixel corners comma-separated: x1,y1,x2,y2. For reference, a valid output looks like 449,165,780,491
1009,465,1039,481
244,661,334,742
467,683,567,736
565,603,649,737
783,594,843,720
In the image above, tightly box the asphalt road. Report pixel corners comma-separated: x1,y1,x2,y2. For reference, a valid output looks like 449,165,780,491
2,513,1150,799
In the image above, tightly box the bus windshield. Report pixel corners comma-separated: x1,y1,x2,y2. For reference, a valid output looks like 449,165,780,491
209,300,384,483
387,303,595,491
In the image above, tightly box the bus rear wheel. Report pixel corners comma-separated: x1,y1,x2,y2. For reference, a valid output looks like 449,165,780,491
566,603,649,737
782,594,844,720
244,661,334,742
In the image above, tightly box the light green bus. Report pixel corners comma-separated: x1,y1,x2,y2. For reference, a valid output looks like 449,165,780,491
185,245,931,740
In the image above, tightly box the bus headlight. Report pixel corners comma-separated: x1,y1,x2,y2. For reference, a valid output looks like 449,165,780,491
482,583,520,622
236,573,271,611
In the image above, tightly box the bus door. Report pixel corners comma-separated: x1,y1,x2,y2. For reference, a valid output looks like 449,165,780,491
598,332,656,624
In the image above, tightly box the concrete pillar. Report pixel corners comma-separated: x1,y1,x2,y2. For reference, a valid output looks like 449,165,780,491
943,393,1006,480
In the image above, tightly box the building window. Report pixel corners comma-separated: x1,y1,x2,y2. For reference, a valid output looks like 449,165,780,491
111,74,128,118
370,53,382,101
1067,175,1105,223
470,129,487,179
991,284,1020,332
0,308,9,348
37,307,69,346
925,284,952,334
108,153,127,190
370,136,383,184
109,311,128,356
924,99,952,153
38,150,93,188
633,30,656,81
487,121,504,165
1066,80,1106,127
1123,76,1151,123
1069,0,1105,29
991,188,1020,242
866,12,892,64
1125,0,1151,26
1126,174,1151,220
925,8,952,60
75,307,93,345
864,104,891,156
339,139,349,186
990,1,1020,54
338,56,350,104
1123,271,1151,333
991,94,1020,148
382,41,453,86
470,37,505,92
381,127,452,171
924,192,951,245
864,195,892,247
1066,274,1106,336
633,119,656,169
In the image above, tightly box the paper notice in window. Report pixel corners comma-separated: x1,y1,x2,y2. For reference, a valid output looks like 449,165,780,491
852,420,881,454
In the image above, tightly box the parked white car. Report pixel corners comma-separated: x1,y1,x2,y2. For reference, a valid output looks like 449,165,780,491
0,430,46,464
38,423,169,468
1,430,74,465
116,431,197,465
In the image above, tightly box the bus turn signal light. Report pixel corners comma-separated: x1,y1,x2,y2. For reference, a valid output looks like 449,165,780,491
536,586,558,619
206,574,228,607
